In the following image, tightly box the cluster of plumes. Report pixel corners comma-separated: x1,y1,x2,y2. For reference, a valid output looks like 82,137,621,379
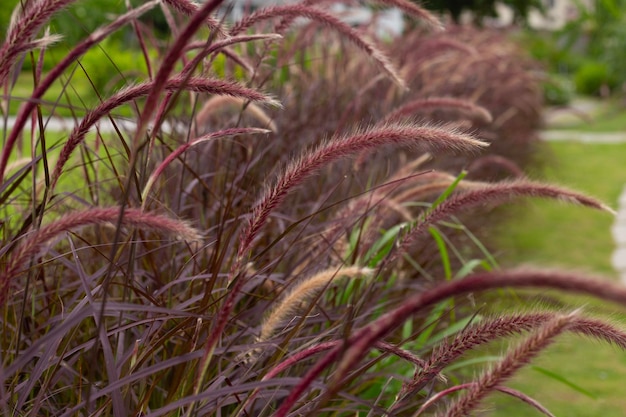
0,1,624,417
191,19,546,279
228,23,543,184
390,26,544,176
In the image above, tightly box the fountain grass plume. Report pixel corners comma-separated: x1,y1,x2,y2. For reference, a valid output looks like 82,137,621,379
274,268,626,417
197,124,485,400
397,312,595,407
0,0,77,86
415,384,556,417
49,76,278,194
391,179,615,264
384,97,493,124
132,0,224,154
141,127,271,205
410,313,550,396
393,313,564,413
1,207,200,306
273,0,442,35
442,311,577,417
162,0,226,36
571,316,626,349
194,95,278,133
0,0,161,183
259,266,373,342
239,123,486,263
184,33,282,52
229,4,407,89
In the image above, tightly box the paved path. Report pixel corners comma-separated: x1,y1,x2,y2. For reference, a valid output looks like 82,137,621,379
540,130,626,143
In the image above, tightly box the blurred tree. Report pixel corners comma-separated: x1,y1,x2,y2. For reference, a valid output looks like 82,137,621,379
559,0,626,94
422,0,544,24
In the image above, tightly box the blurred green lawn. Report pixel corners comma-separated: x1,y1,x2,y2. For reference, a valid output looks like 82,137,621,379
495,140,626,275
487,139,626,416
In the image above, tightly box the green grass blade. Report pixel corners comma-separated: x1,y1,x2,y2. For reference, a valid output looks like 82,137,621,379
424,314,483,348
454,259,487,279
365,223,407,267
530,365,597,399
428,170,467,212
414,300,453,348
429,226,451,280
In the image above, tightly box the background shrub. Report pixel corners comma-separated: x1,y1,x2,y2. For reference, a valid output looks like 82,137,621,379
541,73,574,106
574,60,616,96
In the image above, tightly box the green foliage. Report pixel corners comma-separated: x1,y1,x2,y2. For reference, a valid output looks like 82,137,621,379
4,0,169,47
0,0,19,35
516,1,626,97
574,61,616,96
518,30,581,75
553,0,626,95
542,74,574,106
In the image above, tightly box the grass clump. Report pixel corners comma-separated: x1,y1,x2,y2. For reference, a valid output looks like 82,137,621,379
0,1,624,416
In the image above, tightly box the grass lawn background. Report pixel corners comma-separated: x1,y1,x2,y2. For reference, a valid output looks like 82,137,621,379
485,118,626,416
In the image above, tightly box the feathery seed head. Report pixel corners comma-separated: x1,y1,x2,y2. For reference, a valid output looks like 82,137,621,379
259,266,373,342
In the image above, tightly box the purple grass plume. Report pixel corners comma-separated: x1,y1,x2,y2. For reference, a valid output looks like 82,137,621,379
384,97,493,124
391,179,615,264
239,123,486,264
230,4,407,89
415,384,555,417
442,311,577,417
274,268,626,417
49,77,279,194
0,0,76,86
